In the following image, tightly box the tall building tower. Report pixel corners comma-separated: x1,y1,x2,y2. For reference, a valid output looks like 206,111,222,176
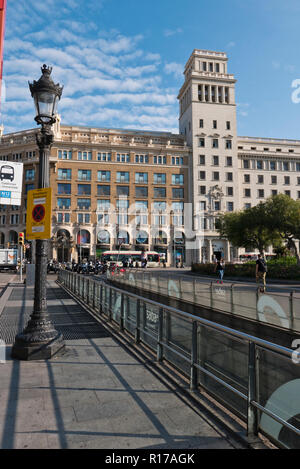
178,49,238,263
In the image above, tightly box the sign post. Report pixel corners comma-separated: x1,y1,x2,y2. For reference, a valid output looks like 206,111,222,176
26,187,52,240
18,232,24,283
0,162,23,206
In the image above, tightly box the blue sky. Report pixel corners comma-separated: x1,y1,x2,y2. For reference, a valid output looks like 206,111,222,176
2,0,300,139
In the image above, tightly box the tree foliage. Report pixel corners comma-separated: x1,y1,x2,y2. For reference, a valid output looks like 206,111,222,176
264,194,300,264
216,198,283,256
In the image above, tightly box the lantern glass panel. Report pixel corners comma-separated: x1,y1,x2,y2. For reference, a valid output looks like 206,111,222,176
35,91,56,122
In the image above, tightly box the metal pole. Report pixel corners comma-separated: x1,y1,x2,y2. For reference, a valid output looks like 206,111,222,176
120,293,124,331
231,284,234,314
12,123,64,360
157,307,163,362
20,244,23,284
99,282,103,315
190,321,198,392
135,298,141,343
247,341,258,436
289,291,294,330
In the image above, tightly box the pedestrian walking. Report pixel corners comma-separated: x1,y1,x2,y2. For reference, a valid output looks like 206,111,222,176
256,254,267,292
215,259,225,283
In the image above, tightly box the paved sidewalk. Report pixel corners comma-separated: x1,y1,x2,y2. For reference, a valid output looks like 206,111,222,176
0,279,244,449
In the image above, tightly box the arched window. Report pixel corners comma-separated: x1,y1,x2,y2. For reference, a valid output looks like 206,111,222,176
57,229,70,240
97,230,110,244
9,231,18,244
174,231,185,245
136,230,149,245
154,230,167,245
117,230,130,244
77,229,90,244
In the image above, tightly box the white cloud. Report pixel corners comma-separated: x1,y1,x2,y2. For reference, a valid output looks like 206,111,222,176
164,62,183,79
272,61,281,70
2,3,181,134
164,28,183,37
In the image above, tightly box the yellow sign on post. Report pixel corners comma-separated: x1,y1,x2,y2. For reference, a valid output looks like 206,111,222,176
26,187,52,240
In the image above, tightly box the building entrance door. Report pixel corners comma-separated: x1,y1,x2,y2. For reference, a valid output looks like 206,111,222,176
77,247,90,262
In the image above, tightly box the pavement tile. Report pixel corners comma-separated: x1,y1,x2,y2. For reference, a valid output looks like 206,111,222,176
61,417,116,446
12,433,33,450
0,280,240,450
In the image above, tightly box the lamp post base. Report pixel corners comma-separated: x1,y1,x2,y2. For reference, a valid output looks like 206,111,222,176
11,331,65,361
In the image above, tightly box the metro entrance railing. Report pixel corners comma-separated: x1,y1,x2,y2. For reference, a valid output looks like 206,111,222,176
58,269,300,449
108,270,300,332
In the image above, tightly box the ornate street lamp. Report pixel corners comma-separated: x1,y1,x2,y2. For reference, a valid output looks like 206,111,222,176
11,65,65,360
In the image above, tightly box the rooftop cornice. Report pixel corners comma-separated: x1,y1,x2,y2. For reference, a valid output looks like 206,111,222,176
238,136,300,145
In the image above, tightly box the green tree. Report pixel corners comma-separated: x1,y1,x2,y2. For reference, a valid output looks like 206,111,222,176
216,202,280,255
265,194,300,265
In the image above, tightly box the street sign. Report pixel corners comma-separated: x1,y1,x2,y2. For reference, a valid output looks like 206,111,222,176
0,161,23,205
26,187,52,240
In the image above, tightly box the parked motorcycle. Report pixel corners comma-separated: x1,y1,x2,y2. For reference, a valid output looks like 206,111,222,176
47,260,59,274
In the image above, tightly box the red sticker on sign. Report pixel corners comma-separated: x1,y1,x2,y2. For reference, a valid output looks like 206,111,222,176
32,204,45,222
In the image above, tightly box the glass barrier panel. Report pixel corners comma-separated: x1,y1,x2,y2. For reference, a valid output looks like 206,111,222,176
124,296,137,334
140,301,159,351
197,325,248,419
257,346,300,449
162,312,192,376
232,286,257,321
111,290,121,322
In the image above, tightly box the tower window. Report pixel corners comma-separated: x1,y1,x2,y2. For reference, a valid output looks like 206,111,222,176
225,87,229,103
211,86,216,102
205,86,209,102
198,86,202,101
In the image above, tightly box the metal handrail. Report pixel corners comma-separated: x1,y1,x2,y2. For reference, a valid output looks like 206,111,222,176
58,270,300,447
104,274,295,359
110,270,300,332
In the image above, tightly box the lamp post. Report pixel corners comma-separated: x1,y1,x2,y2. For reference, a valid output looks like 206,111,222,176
11,65,65,360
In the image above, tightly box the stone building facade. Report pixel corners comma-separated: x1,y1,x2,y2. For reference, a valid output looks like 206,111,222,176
1,49,300,264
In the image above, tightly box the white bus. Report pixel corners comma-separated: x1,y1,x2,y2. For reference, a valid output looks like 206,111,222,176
101,251,160,267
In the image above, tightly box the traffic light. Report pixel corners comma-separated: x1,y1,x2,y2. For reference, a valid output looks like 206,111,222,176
18,232,24,246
